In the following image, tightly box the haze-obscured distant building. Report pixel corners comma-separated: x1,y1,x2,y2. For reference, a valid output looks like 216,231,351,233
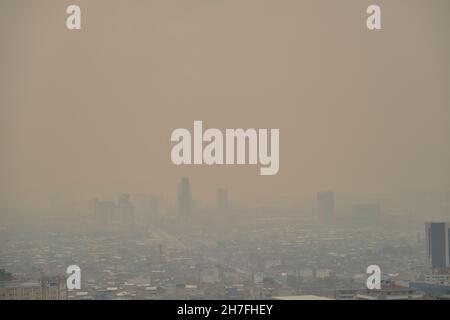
217,188,228,214
383,208,412,228
117,193,135,226
317,191,334,222
352,203,381,224
178,177,192,217
90,198,116,225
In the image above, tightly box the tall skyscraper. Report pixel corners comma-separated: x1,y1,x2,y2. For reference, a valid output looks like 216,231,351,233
317,191,334,221
217,188,228,214
178,177,192,217
117,193,135,226
426,222,450,272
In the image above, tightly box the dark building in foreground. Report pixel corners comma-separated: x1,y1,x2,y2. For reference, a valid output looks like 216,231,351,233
91,198,116,225
426,222,450,272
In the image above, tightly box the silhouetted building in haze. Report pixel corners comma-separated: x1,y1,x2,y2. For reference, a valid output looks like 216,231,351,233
217,188,228,214
352,203,381,224
132,194,160,224
90,198,116,225
317,191,334,222
117,193,135,226
178,177,192,217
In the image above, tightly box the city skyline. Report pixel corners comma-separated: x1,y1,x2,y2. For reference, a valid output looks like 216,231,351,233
1,0,450,303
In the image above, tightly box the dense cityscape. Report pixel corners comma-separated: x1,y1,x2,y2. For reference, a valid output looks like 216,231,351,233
1,177,449,300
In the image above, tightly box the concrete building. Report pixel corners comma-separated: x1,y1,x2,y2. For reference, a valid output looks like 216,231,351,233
426,222,450,272
0,275,67,300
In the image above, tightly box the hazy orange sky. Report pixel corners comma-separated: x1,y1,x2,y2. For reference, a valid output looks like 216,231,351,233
1,0,449,207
